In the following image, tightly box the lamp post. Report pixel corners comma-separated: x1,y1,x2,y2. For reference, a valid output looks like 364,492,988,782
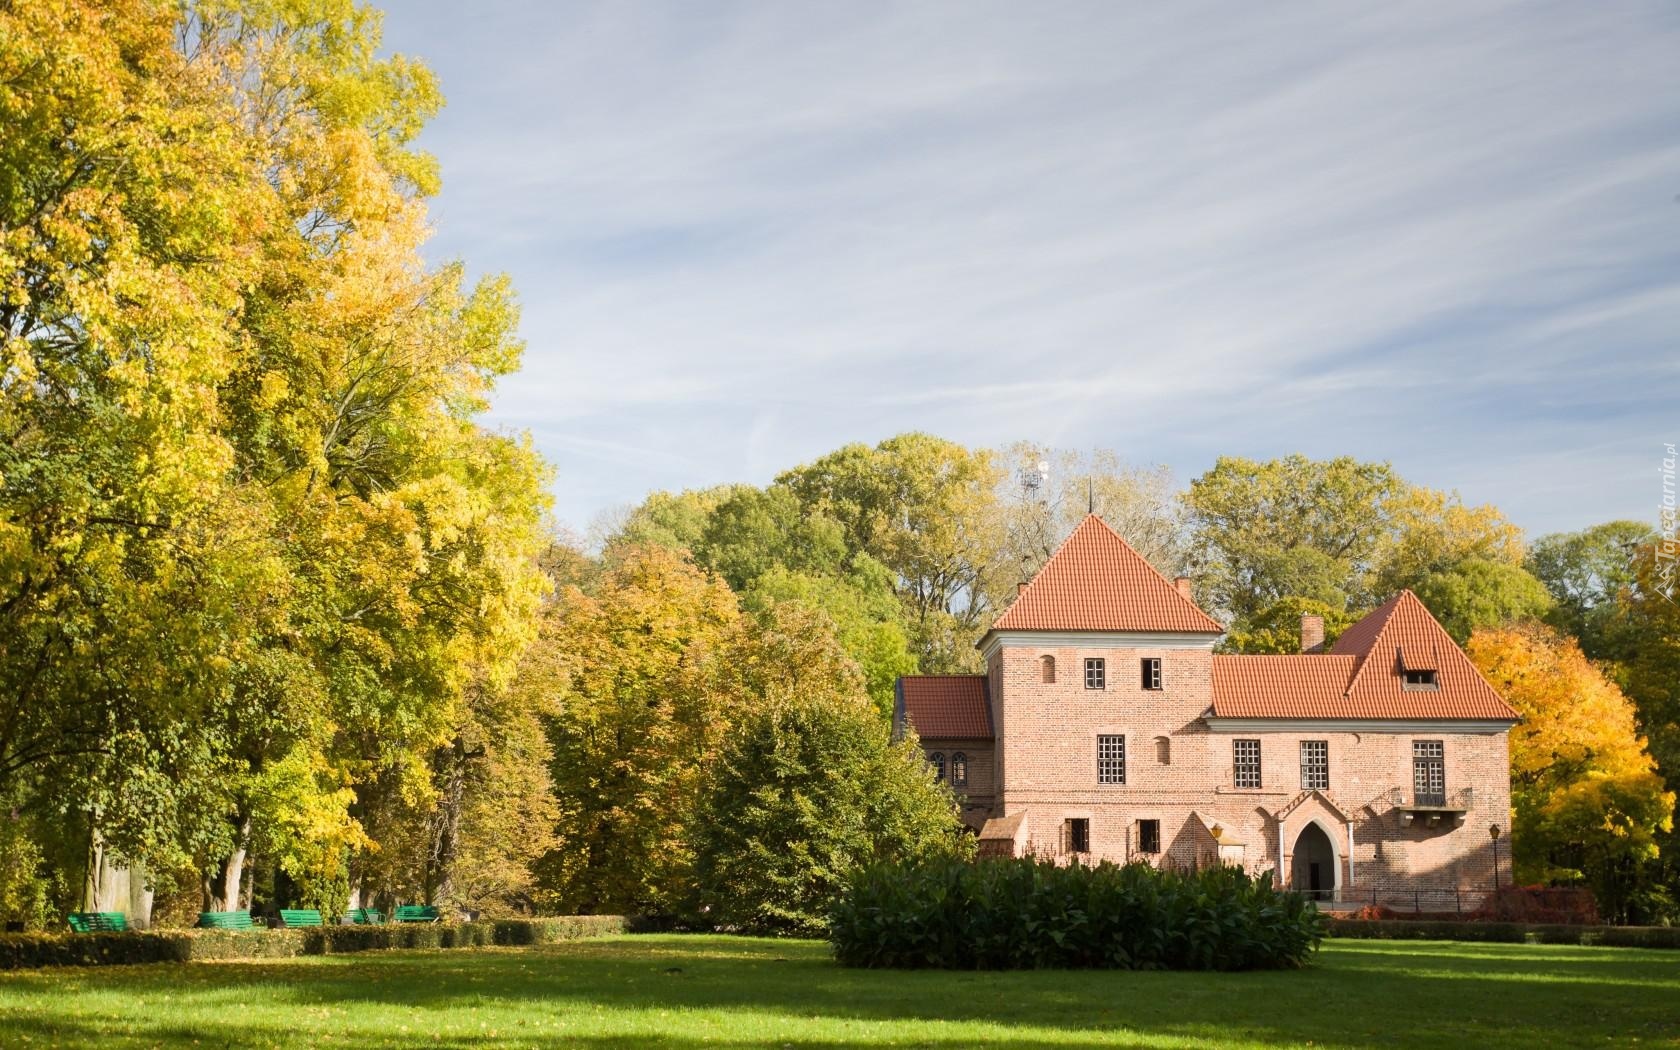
1489,824,1502,892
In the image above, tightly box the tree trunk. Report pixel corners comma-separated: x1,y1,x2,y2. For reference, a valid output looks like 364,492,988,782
202,813,251,912
423,737,480,907
83,830,153,928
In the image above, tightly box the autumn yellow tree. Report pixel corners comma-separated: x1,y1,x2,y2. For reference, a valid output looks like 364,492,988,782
1467,624,1675,921
537,546,745,915
1,0,551,922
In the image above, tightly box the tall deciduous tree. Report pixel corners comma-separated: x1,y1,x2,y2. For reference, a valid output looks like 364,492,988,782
538,546,743,915
1409,559,1554,644
1,0,551,920
995,443,1183,589
779,433,1004,671
1467,624,1675,923
1527,521,1655,663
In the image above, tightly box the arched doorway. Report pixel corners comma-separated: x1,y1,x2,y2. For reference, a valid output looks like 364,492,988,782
1292,823,1338,902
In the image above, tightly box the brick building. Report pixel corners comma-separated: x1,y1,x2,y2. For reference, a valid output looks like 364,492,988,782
894,514,1518,907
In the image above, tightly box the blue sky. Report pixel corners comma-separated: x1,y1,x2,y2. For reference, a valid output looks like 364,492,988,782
377,1,1680,538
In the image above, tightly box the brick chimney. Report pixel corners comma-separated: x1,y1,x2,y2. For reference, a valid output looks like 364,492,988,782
1300,614,1325,654
1174,577,1193,601
1018,581,1028,596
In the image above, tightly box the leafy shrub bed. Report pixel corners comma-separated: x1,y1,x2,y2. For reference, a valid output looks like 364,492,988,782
0,916,629,970
1327,918,1680,948
829,857,1326,970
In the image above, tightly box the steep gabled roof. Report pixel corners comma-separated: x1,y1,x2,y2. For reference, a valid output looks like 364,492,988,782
990,515,1223,634
1211,590,1518,721
1336,590,1516,720
896,675,992,739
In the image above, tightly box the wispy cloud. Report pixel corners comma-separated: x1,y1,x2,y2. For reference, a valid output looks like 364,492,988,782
382,0,1680,535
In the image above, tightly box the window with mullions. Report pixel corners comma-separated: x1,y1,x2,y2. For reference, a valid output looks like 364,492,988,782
1233,738,1262,789
951,752,968,788
1300,740,1329,791
1097,734,1126,784
1413,740,1445,805
929,752,946,781
1084,658,1106,689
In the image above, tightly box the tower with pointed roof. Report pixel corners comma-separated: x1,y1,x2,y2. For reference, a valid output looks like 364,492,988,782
895,514,1518,909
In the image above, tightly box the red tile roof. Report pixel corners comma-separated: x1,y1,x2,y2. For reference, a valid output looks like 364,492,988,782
1212,590,1518,721
897,675,992,739
989,515,1223,634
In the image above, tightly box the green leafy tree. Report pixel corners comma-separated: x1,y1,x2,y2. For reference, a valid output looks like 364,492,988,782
695,606,968,934
779,433,1004,671
1409,559,1554,644
1527,521,1655,662
1219,597,1358,654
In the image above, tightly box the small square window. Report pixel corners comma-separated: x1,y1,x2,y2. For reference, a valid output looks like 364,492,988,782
1138,819,1161,854
1141,658,1162,691
1084,658,1106,690
1402,669,1439,690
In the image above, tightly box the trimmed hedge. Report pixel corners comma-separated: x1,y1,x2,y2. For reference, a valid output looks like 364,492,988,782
830,856,1326,971
1327,918,1680,949
0,915,630,970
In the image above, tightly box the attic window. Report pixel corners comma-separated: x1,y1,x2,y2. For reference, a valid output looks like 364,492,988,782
1402,669,1439,691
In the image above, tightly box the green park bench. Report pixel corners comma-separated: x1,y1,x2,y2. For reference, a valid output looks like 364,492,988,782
393,905,441,923
196,911,254,930
67,912,127,933
279,909,323,927
345,908,383,925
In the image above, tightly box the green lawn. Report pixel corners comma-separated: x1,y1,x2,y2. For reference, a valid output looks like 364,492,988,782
0,934,1674,1049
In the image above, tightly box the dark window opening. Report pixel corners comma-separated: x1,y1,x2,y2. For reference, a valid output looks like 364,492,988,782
951,752,968,788
1097,734,1126,784
1084,658,1106,690
1066,817,1090,855
1234,738,1262,789
1141,658,1162,690
929,752,945,781
1402,668,1439,690
1138,819,1161,854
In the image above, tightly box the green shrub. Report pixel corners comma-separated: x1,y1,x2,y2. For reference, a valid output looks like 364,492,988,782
0,916,631,970
829,856,1326,970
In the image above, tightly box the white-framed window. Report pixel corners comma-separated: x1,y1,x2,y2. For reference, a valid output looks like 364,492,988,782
1084,658,1106,690
1233,738,1262,789
1300,740,1329,791
1097,734,1126,784
1140,658,1162,690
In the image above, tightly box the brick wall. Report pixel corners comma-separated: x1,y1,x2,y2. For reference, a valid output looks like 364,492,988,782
956,638,1513,904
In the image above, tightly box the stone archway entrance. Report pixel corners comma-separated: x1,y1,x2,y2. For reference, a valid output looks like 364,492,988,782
1292,823,1337,901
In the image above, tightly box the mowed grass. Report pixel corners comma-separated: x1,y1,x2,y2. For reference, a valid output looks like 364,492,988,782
0,934,1676,1049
